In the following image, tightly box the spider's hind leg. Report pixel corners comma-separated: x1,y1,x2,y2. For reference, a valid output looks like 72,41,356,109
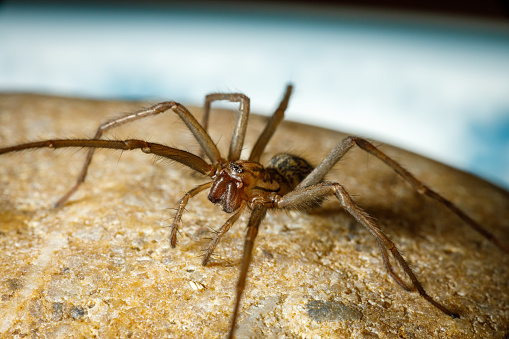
272,181,458,318
299,136,509,255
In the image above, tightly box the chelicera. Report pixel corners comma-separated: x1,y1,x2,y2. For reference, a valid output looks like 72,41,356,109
1,85,508,338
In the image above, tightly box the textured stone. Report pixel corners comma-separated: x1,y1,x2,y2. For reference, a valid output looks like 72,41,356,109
0,94,508,338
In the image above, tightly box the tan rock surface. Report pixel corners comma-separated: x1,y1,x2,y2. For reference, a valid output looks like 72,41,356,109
0,94,508,338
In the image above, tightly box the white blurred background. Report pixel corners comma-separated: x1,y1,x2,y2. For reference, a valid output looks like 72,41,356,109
1,1,509,189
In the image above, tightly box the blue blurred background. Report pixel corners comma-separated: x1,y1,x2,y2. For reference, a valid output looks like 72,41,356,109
1,1,509,189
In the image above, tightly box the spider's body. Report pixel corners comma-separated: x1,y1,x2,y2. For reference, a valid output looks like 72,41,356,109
209,154,314,213
0,85,507,338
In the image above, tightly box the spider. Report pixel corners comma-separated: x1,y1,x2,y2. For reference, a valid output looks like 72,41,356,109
1,85,508,338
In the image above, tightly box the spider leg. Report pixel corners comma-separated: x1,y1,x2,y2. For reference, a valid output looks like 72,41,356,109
272,181,458,318
54,101,221,207
0,139,213,175
299,136,509,255
249,84,293,162
202,202,246,266
201,92,250,161
375,237,413,291
170,181,213,248
227,205,267,339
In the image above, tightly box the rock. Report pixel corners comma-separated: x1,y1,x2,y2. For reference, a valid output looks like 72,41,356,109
0,93,508,338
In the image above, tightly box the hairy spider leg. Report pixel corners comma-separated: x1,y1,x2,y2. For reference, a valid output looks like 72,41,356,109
271,181,459,318
201,93,250,161
170,182,213,248
54,101,221,208
200,85,293,163
227,205,267,339
0,139,213,175
249,84,293,162
299,136,509,255
202,202,247,266
374,237,413,291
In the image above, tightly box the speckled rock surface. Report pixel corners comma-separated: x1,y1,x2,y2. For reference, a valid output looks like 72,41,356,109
0,94,508,338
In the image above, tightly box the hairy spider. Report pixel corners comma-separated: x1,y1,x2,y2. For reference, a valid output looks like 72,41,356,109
1,85,508,338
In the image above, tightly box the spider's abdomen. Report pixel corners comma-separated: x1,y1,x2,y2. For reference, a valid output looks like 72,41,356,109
266,153,314,189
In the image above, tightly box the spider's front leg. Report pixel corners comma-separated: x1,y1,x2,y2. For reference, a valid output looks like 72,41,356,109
269,181,459,318
169,182,212,248
199,84,293,163
55,101,221,207
201,203,247,266
168,181,245,266
201,93,250,162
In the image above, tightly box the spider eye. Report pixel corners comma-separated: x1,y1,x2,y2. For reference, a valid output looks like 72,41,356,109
230,163,243,173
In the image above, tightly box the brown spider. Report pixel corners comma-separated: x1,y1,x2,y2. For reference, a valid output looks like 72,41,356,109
1,85,508,338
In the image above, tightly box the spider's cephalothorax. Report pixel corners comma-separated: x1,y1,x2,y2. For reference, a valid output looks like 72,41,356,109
1,84,508,338
209,153,314,213
208,160,265,213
